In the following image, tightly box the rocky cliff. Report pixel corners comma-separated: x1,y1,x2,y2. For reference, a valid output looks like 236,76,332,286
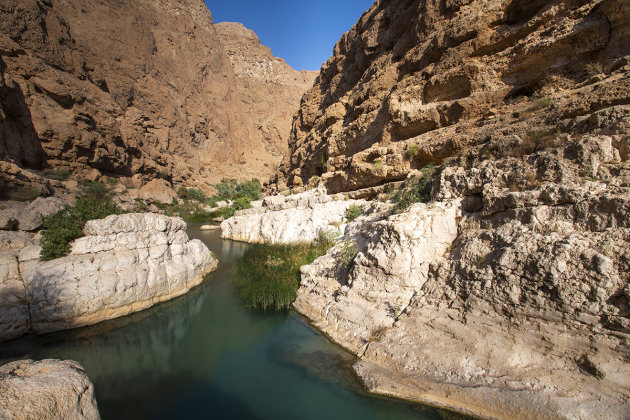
240,0,630,418
0,0,313,193
276,0,630,192
215,23,317,171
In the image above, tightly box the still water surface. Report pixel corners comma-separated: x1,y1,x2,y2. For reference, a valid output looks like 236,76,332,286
0,226,456,420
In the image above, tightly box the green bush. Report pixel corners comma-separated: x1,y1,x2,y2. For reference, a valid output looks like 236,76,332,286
80,181,110,200
406,144,419,158
40,197,124,261
214,178,261,202
345,204,363,222
233,236,333,311
392,164,436,213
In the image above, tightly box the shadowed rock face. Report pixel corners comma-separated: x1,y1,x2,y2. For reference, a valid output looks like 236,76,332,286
276,0,630,193
0,0,314,190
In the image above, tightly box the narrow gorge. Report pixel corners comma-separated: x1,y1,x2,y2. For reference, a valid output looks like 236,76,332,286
1,0,629,419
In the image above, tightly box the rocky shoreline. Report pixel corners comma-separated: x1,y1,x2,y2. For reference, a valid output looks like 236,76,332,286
1,213,217,342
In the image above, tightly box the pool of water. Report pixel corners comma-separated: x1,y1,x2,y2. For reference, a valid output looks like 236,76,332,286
0,226,457,420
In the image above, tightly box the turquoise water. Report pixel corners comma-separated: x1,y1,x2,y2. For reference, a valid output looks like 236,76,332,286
0,227,457,420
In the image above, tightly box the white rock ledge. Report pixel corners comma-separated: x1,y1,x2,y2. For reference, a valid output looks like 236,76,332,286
220,189,371,243
22,213,217,335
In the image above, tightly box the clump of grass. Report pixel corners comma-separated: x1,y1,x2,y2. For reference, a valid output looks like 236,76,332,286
32,168,71,181
534,96,552,108
40,196,124,261
4,186,42,201
338,239,359,268
373,159,383,171
406,144,419,158
233,235,334,311
391,164,436,212
345,204,363,222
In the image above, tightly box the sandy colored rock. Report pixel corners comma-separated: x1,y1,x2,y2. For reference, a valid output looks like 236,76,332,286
0,359,100,420
276,0,630,193
138,179,175,204
0,0,313,192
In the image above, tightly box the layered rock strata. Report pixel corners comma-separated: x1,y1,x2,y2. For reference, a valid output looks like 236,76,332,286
0,359,100,420
0,213,217,341
220,189,372,244
276,0,630,193
0,0,313,192
293,133,630,419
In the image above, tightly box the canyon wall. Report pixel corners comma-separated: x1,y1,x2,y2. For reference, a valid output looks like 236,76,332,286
276,0,630,193
0,0,313,193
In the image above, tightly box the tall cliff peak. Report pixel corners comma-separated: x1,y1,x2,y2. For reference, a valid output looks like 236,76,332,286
0,0,314,193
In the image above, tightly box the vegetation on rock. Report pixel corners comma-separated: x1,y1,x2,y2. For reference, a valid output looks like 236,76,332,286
345,204,363,222
391,164,436,212
40,184,124,261
233,233,335,311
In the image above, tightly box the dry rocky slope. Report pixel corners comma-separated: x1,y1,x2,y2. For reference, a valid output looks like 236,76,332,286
0,0,313,195
245,0,630,418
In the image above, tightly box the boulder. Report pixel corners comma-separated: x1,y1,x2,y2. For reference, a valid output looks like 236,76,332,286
0,359,100,420
26,213,217,334
138,179,175,204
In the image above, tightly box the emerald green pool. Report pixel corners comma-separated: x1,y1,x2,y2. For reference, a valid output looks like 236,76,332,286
0,227,459,420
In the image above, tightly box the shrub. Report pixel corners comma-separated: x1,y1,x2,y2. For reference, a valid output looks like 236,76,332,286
345,204,363,222
406,144,419,158
80,181,110,200
338,239,359,267
373,159,383,171
214,178,261,202
32,168,71,181
392,164,436,212
40,197,124,261
233,236,333,311
232,197,251,211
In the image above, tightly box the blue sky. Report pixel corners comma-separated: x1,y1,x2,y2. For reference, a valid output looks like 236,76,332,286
204,0,375,71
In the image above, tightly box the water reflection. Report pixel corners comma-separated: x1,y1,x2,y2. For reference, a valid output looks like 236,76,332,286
0,227,451,420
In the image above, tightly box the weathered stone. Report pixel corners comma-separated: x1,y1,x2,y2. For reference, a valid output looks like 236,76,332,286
0,359,100,420
220,189,368,244
137,179,175,204
26,213,217,334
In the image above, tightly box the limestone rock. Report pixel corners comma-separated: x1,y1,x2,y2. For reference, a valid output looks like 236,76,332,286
26,213,217,334
138,179,175,204
0,198,65,232
277,0,630,193
0,0,313,191
220,189,368,244
0,359,100,420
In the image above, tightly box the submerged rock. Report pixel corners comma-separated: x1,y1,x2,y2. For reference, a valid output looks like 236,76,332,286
0,359,100,419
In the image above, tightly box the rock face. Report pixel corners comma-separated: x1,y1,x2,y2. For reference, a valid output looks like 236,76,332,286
0,197,65,232
293,130,630,418
0,213,217,341
220,188,370,244
0,359,100,420
275,0,630,193
0,0,313,192
215,22,318,171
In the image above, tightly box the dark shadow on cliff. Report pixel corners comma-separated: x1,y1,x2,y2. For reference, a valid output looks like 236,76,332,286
0,56,47,169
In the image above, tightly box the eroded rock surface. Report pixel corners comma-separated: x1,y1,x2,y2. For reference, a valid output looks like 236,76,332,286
275,0,630,193
0,213,217,341
220,189,372,243
0,359,100,420
0,0,314,192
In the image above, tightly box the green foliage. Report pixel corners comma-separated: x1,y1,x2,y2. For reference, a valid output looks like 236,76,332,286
217,206,236,219
406,144,419,157
176,187,207,202
392,164,436,212
345,204,363,222
40,197,124,261
338,239,359,267
373,159,383,171
533,96,552,109
214,178,261,202
233,236,333,311
401,73,411,80
320,151,328,169
3,186,41,201
80,181,111,200
32,168,71,181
